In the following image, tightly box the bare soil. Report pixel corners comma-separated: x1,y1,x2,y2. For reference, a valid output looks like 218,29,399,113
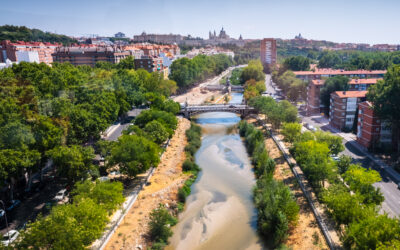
104,118,191,250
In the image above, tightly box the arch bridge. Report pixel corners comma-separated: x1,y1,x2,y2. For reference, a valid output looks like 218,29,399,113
179,103,256,118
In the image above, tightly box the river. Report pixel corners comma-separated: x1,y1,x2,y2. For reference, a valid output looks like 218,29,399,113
167,93,264,250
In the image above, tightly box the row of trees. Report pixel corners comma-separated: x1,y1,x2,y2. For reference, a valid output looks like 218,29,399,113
317,50,400,70
169,54,234,88
238,121,299,246
248,96,298,129
282,123,400,249
271,70,307,102
0,25,76,44
15,180,124,248
240,60,266,100
0,58,178,201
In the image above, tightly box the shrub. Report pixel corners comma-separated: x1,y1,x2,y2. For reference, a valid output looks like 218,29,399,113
149,204,177,244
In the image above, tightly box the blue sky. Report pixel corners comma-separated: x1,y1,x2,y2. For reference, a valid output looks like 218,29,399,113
1,0,399,44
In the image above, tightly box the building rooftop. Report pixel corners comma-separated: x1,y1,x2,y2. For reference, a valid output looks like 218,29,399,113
349,78,381,84
333,90,368,98
294,68,386,76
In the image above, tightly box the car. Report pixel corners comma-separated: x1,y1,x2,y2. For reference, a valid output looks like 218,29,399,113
6,200,20,212
1,230,19,246
54,189,67,201
0,209,4,218
331,156,340,162
99,176,110,182
229,105,236,108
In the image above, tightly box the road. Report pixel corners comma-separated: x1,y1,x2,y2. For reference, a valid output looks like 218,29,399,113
266,74,400,217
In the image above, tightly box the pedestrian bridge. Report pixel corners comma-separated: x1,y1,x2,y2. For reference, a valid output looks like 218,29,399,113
179,103,256,118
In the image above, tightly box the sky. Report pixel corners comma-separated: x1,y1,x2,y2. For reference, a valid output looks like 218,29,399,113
1,0,400,44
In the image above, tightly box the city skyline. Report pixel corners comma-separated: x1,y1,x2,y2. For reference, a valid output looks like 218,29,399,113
1,0,400,44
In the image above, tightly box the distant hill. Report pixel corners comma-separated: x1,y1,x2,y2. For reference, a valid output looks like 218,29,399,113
0,25,76,45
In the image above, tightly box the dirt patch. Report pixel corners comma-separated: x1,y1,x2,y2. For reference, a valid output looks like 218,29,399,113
247,118,328,250
104,118,191,250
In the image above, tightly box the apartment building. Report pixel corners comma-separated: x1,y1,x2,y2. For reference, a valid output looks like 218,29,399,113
260,38,277,65
294,68,386,82
348,78,381,91
0,40,60,64
329,91,367,130
357,101,392,150
52,46,131,67
306,79,325,115
134,56,163,73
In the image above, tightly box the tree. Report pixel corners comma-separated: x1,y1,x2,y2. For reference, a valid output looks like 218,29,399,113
283,56,311,71
281,122,301,142
107,135,160,177
72,180,124,213
117,56,135,70
18,199,108,249
320,76,349,113
47,145,95,184
343,164,384,205
292,140,334,188
322,184,376,225
254,175,299,246
343,214,400,249
314,130,344,155
0,149,40,200
336,155,352,174
367,65,400,151
240,60,265,83
144,120,169,144
148,204,177,244
134,110,177,136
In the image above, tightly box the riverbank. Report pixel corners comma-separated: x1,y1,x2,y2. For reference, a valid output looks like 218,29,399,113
246,117,329,250
104,118,191,250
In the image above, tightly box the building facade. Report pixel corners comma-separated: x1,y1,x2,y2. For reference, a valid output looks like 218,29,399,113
306,79,325,115
52,46,131,67
133,32,183,44
329,91,367,131
260,38,277,65
348,78,381,91
357,101,392,149
0,40,59,64
294,68,386,82
134,56,163,73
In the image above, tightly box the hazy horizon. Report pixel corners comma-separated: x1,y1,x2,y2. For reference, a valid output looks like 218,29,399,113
1,0,400,45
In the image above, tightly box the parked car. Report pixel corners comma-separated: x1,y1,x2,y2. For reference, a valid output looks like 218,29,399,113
54,189,67,201
331,156,340,162
0,209,4,218
1,230,19,246
6,200,21,212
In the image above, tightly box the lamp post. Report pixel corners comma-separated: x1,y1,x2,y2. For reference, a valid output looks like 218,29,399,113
0,200,9,245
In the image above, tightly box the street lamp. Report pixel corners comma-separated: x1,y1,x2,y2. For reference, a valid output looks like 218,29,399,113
0,200,10,245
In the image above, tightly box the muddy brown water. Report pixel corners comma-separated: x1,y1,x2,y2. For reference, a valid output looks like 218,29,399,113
167,93,265,250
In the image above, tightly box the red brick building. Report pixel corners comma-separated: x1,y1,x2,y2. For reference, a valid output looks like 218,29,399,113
306,79,325,115
329,91,367,131
260,38,277,66
0,40,60,64
294,68,386,82
357,101,392,149
52,46,131,67
348,78,381,91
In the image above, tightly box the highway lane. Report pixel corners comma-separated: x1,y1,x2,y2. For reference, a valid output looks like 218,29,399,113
266,74,400,217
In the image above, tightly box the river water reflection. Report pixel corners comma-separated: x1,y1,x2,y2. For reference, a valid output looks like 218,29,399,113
167,93,264,250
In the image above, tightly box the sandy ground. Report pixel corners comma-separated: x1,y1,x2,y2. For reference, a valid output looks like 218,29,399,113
173,87,223,105
247,118,329,250
104,118,191,250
